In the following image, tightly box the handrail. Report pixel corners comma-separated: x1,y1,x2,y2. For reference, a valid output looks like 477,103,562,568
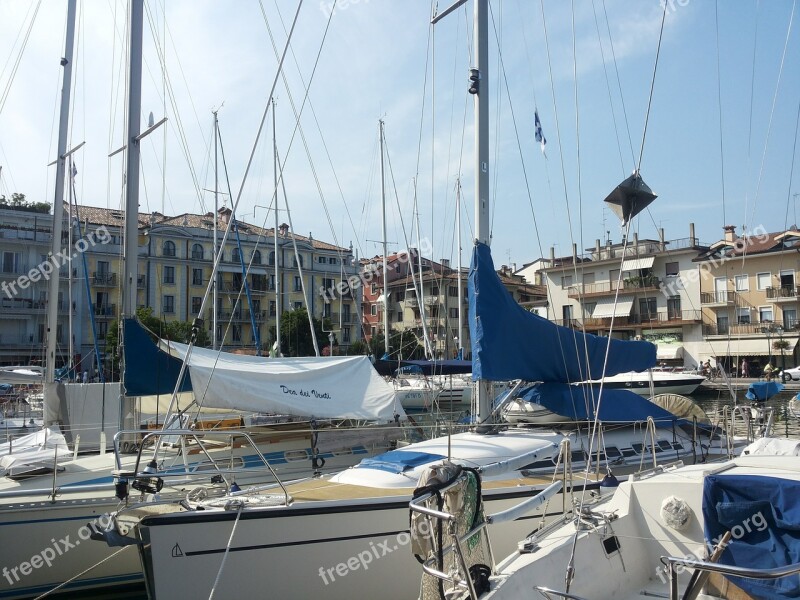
660,555,800,600
534,587,590,600
111,428,291,506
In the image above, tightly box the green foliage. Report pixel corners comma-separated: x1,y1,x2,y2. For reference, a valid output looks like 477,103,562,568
0,193,51,214
105,307,210,372
279,307,331,356
368,330,425,360
346,340,368,355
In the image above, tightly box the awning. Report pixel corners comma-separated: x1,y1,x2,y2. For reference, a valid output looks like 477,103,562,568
621,256,655,271
592,296,634,319
657,344,684,360
703,338,799,357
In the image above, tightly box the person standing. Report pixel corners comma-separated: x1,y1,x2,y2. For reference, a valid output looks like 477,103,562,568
741,358,749,378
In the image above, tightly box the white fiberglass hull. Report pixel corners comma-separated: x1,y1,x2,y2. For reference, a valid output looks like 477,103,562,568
587,372,705,396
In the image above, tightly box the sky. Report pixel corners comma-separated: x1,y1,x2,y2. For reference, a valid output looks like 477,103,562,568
0,0,799,272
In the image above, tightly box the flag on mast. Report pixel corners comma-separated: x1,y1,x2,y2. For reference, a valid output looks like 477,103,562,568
534,109,547,156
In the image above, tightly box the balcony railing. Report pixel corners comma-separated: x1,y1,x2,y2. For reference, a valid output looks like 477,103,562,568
93,272,117,286
94,304,116,318
568,276,662,297
700,291,736,304
703,320,800,336
766,286,800,299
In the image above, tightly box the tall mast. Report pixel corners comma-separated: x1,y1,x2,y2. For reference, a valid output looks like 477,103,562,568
45,0,77,386
273,99,281,356
456,178,463,359
212,110,219,350
379,120,389,356
122,0,143,318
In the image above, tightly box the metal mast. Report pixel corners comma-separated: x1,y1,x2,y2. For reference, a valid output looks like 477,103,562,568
379,120,390,356
273,99,281,356
212,110,219,350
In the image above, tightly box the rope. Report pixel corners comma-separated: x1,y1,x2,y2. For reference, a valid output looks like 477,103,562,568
208,503,244,600
636,0,668,174
33,545,133,600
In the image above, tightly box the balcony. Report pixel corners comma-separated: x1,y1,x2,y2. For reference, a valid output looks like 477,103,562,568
703,319,800,336
567,276,662,299
92,272,117,287
701,291,736,305
766,286,800,301
404,297,419,308
555,310,702,331
94,304,116,318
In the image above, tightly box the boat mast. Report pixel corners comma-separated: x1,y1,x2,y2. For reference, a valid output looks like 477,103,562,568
273,99,281,356
433,0,490,418
45,0,77,388
456,178,463,359
379,120,390,357
212,110,219,350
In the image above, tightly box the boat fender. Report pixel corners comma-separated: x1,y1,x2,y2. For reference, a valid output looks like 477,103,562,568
660,495,692,531
599,471,620,496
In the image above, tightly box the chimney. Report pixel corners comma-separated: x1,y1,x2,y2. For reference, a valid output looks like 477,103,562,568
689,222,696,246
441,258,450,268
549,246,555,263
218,207,231,224
572,243,577,262
595,239,601,254
279,222,289,237
723,225,736,243
659,228,665,251
633,232,639,247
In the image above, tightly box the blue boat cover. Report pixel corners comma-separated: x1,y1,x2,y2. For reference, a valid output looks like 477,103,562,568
122,318,192,397
400,360,472,376
469,242,656,382
703,474,800,598
356,450,445,474
745,381,785,402
515,382,688,425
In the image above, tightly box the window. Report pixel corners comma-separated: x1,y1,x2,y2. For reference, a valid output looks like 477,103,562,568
294,301,303,310
269,274,276,290
163,295,175,314
252,250,261,265
371,283,378,295
560,275,573,289
639,297,657,319
582,272,595,284
448,286,458,297
780,269,795,289
293,255,303,267
163,266,175,284
191,297,202,314
323,304,332,318
97,321,108,340
97,260,109,276
322,278,335,291
667,296,681,320
342,328,351,343
342,304,351,322
716,312,730,334
784,309,797,329
562,305,573,322
231,247,241,263
294,276,302,292
232,325,241,342
759,307,774,323
450,307,458,318
665,262,679,276
192,244,204,260
430,286,439,296
371,326,376,338
269,251,276,266
163,240,176,257
2,252,19,273
756,272,771,291
192,268,203,286
584,302,597,317
269,301,276,316
252,274,267,291
737,307,750,324
734,274,749,292
329,257,338,265
318,256,326,264
397,311,403,322
371,304,377,316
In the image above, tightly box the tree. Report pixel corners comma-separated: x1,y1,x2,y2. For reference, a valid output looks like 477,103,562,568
346,340,368,355
279,307,330,357
0,193,51,214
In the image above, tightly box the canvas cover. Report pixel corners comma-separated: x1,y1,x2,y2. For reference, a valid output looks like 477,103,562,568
468,242,656,383
123,318,192,397
161,341,404,422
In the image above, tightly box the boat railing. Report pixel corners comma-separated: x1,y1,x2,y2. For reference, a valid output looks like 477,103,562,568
111,428,291,506
659,555,800,600
533,587,590,600
409,466,563,600
720,405,775,454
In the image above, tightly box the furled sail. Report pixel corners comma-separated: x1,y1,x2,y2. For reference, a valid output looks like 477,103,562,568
469,242,656,382
161,341,404,422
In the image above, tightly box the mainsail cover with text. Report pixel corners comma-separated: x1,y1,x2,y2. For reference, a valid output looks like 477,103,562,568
469,242,656,383
161,341,404,422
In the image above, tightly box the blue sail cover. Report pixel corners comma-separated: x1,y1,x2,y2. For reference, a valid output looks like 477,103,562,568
745,381,784,402
703,474,800,598
122,318,192,397
515,382,687,425
469,242,656,382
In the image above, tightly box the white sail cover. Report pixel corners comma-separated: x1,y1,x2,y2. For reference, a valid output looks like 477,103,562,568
161,341,405,422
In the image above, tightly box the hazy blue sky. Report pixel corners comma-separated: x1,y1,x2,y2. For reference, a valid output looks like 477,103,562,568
1,0,798,270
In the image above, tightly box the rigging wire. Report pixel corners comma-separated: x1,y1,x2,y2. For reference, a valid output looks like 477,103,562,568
636,0,668,174
714,0,728,226
0,0,41,116
743,0,761,225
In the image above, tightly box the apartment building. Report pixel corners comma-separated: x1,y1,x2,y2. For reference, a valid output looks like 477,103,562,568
696,225,800,373
537,224,708,366
0,203,359,368
362,251,546,359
